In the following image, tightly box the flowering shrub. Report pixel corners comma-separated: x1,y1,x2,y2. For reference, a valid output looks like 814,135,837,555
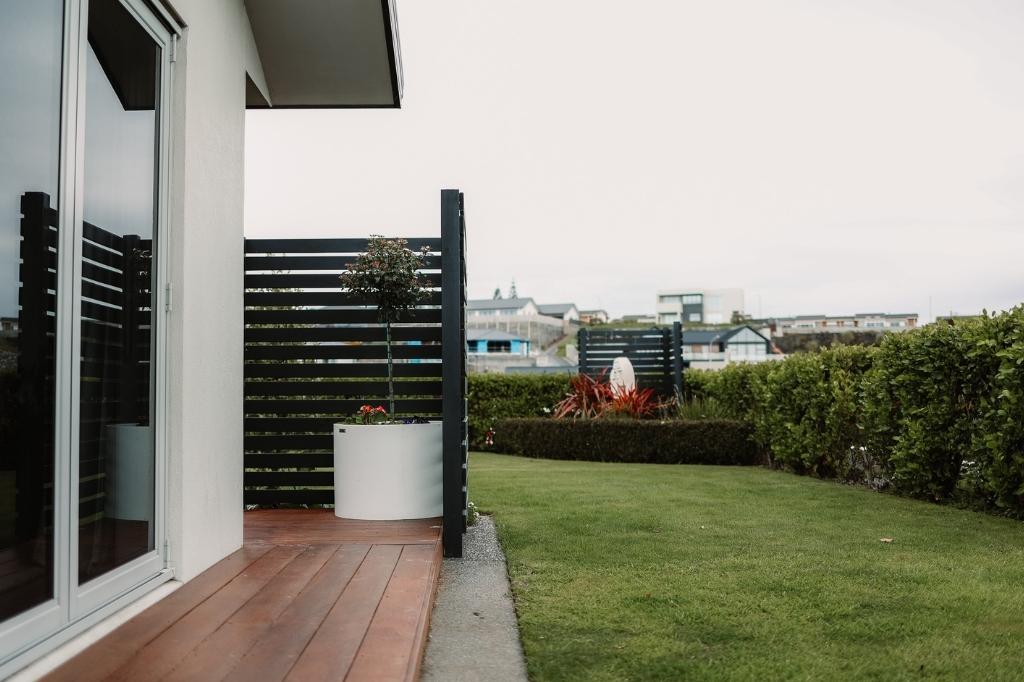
351,404,388,425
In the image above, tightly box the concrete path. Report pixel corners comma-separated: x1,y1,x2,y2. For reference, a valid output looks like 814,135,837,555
421,516,528,682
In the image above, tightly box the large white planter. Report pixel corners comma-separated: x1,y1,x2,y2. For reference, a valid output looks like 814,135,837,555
333,422,443,520
104,424,154,523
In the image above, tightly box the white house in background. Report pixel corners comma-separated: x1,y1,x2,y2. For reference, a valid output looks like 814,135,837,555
579,309,609,325
467,297,540,317
656,288,745,325
683,326,778,369
537,303,580,322
0,0,402,675
774,312,919,335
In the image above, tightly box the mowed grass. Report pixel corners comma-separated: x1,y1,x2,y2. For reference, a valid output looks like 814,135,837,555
469,452,1024,681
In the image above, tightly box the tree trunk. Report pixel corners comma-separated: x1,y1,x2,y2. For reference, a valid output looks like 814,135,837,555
386,320,395,417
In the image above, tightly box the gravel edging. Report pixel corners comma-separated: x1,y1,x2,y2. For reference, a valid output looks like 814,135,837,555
420,515,528,681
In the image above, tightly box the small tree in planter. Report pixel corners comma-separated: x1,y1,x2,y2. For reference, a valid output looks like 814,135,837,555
340,236,431,417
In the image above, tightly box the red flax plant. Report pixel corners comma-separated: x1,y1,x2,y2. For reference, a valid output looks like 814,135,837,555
553,371,661,420
553,371,613,419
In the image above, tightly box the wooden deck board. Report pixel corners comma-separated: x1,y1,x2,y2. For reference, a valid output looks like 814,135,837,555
42,511,442,682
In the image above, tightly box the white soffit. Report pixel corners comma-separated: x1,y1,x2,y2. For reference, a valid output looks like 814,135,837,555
244,0,402,108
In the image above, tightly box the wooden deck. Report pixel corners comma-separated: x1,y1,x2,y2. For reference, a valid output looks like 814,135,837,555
43,511,443,682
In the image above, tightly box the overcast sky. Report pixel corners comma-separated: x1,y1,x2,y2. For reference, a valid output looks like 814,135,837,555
245,0,1024,321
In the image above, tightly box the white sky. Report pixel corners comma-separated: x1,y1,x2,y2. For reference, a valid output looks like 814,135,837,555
245,0,1024,321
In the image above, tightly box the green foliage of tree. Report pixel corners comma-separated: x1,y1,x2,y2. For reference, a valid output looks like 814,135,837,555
339,236,430,415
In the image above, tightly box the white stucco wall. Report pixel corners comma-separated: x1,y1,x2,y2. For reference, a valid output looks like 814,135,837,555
164,0,260,581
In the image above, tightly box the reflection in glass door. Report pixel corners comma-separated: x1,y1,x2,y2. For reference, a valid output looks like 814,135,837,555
78,0,161,586
0,0,64,624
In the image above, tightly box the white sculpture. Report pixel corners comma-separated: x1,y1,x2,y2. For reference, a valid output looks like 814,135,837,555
609,355,636,394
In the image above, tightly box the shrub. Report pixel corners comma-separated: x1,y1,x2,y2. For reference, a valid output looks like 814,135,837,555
553,371,613,419
467,373,571,448
492,418,762,466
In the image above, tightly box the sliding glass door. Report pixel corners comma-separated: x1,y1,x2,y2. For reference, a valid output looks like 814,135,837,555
74,0,165,614
0,0,66,640
0,0,172,663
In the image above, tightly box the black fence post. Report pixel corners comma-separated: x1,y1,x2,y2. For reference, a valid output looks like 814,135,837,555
672,321,683,398
16,192,52,544
578,327,589,375
441,189,466,558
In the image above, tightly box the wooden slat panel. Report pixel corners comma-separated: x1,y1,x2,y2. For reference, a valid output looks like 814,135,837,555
244,362,440,379
245,308,441,325
244,344,442,361
245,272,443,289
244,398,442,415
244,237,441,253
245,453,334,469
244,254,443,271
243,435,333,451
243,490,335,505
83,220,125,251
244,326,442,344
243,471,334,487
244,381,442,398
244,291,442,307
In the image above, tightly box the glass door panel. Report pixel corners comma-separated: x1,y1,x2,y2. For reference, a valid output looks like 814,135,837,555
78,0,160,586
0,0,65,624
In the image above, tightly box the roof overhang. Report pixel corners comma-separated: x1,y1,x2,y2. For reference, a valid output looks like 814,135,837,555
244,0,403,109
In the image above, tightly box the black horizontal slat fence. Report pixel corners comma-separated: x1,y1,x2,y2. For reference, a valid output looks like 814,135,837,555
578,322,684,397
243,189,468,556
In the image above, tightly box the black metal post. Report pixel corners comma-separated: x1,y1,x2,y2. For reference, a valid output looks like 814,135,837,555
578,327,589,376
441,189,466,558
672,321,683,399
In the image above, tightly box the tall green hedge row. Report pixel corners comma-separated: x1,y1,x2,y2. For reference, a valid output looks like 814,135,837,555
467,373,571,448
692,306,1024,515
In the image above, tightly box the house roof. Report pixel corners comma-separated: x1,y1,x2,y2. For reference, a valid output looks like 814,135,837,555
244,0,402,108
580,309,608,315
537,303,577,315
467,298,535,311
467,329,527,342
683,325,770,345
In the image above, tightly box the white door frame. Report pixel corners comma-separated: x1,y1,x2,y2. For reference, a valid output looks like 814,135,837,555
69,0,175,620
0,0,180,672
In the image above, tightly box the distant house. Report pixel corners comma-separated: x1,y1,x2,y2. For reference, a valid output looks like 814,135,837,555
466,297,570,349
656,288,745,325
618,314,657,325
537,303,579,322
468,297,539,317
579,309,609,325
684,325,774,366
467,329,531,356
774,312,918,335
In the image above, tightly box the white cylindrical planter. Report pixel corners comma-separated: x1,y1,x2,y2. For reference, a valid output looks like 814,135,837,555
333,422,443,520
105,424,154,522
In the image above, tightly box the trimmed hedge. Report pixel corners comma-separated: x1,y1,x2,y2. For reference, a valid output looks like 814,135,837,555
492,418,762,466
467,373,571,448
698,306,1024,516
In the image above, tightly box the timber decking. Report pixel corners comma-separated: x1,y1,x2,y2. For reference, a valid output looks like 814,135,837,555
42,510,442,682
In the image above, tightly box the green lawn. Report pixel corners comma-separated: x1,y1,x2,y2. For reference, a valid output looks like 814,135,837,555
470,452,1024,681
